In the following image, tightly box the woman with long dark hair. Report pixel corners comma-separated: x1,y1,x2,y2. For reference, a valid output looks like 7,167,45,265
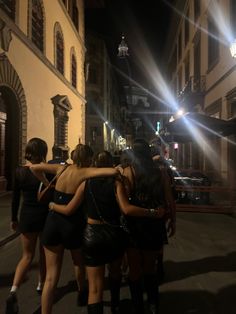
122,139,169,314
6,137,48,314
47,150,164,314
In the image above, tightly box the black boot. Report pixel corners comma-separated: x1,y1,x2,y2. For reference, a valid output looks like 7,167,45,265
143,274,159,314
87,302,103,314
109,277,121,313
5,293,19,314
128,280,144,314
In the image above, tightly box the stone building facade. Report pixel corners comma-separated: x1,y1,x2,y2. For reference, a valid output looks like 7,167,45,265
164,0,236,186
0,0,86,190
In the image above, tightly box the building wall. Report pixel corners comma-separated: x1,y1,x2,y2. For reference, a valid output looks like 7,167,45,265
165,0,236,185
0,0,86,190
85,32,121,153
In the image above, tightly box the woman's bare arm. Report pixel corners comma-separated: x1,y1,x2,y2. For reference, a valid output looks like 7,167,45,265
49,182,85,215
30,163,63,186
115,180,165,218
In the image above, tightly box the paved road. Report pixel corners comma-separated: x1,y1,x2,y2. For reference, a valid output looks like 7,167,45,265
0,193,236,313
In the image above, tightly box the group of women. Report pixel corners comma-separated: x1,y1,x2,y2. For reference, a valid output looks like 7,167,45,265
6,137,176,314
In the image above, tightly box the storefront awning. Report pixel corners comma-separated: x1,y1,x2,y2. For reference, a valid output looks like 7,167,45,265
162,113,236,143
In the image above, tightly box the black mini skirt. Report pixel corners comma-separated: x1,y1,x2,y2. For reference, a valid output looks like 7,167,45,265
83,223,128,266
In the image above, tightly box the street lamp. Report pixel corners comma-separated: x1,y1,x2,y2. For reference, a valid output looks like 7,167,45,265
230,39,236,58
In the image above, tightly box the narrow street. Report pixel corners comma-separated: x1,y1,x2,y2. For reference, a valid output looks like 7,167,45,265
0,205,235,314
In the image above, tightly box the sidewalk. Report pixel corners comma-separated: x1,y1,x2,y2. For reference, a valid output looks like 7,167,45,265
0,192,19,247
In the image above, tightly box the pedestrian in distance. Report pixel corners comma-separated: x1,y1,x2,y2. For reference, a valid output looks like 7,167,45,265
6,137,48,314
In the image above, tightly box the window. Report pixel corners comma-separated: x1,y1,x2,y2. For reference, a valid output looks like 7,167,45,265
178,68,182,92
31,0,44,52
185,53,190,84
55,28,64,75
67,0,79,31
89,66,98,84
51,95,72,152
231,0,236,39
185,9,189,46
72,0,79,30
194,0,200,22
208,17,219,69
178,31,182,61
71,53,77,88
0,0,16,20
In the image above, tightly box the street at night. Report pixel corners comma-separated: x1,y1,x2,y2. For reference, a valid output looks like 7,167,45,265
0,192,236,314
1,1,236,314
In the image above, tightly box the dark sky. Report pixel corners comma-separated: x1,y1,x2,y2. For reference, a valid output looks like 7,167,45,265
86,0,174,58
85,0,175,87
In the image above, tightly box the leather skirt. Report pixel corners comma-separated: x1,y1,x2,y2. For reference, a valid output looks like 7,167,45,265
83,223,128,266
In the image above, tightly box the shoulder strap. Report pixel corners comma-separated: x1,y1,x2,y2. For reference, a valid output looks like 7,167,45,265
48,164,69,186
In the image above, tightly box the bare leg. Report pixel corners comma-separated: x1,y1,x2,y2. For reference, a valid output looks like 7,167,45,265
37,242,46,291
12,232,38,288
109,257,123,313
70,248,86,291
41,245,64,314
143,250,159,314
87,265,105,305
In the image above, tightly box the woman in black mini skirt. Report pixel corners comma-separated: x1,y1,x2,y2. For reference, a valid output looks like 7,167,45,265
50,151,164,314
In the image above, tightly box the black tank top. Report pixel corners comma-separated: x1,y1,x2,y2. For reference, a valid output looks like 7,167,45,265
83,177,121,224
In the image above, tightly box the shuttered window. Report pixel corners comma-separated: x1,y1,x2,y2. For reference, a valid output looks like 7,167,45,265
31,0,44,52
0,0,16,20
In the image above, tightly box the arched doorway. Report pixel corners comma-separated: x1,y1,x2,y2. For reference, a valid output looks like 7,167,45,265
0,53,27,191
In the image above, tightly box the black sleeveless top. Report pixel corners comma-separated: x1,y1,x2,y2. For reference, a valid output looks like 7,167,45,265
83,177,121,224
11,166,48,221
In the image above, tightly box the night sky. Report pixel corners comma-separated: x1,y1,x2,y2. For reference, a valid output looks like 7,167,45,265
85,0,176,88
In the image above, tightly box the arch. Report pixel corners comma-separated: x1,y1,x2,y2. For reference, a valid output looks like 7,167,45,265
0,53,27,189
54,22,64,75
70,47,77,88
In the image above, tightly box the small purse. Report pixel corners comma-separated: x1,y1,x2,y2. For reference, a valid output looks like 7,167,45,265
37,165,68,206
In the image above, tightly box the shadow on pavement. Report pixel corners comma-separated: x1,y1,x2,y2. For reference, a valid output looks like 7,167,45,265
163,251,236,283
159,284,236,314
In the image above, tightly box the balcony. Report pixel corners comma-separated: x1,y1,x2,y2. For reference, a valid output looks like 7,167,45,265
178,76,206,109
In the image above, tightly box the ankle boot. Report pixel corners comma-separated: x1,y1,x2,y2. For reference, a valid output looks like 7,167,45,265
128,280,144,314
143,274,159,314
109,277,121,313
87,302,103,314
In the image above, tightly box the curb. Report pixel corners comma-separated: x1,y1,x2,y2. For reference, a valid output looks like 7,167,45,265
0,231,20,248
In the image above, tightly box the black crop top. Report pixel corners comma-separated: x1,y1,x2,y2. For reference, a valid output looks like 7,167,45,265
83,177,121,224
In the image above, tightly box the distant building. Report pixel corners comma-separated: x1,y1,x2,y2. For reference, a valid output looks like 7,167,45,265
164,0,236,186
0,0,86,191
85,31,121,153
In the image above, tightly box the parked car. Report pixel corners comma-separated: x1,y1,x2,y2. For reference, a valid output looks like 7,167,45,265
171,169,211,205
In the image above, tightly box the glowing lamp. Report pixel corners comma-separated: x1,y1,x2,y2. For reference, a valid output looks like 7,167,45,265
230,40,236,58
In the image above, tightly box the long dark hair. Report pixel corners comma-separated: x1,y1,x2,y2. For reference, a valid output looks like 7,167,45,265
131,139,163,207
25,137,48,163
